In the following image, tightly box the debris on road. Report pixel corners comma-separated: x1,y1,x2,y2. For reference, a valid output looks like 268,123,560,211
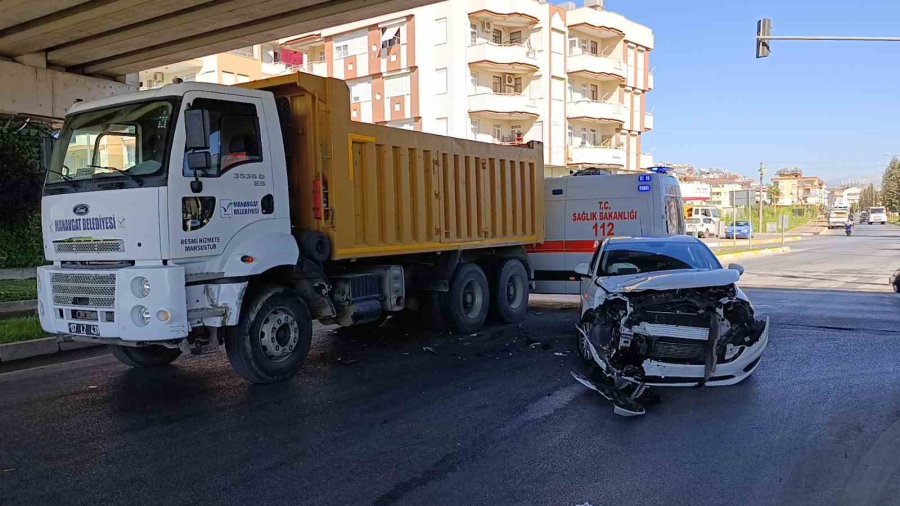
422,346,437,354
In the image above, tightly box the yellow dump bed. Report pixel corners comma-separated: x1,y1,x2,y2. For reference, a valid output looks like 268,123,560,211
244,73,545,261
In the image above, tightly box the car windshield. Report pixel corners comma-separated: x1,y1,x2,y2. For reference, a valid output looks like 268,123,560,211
732,221,749,226
870,207,885,213
45,100,177,193
598,240,721,276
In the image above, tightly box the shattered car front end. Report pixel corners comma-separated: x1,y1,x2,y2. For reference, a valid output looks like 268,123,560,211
575,269,769,416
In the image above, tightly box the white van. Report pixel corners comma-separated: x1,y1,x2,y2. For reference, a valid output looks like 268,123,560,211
530,171,685,294
868,207,887,225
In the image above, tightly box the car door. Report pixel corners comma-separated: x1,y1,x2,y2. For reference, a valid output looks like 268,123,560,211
168,92,274,261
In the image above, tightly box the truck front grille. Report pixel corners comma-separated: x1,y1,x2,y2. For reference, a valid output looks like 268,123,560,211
50,272,116,308
54,240,124,253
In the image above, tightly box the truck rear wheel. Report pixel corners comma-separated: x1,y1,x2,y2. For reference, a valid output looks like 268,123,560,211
446,263,490,334
493,259,529,323
109,345,181,368
224,288,312,384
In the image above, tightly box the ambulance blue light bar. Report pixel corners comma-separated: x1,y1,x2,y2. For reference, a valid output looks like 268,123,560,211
648,166,671,174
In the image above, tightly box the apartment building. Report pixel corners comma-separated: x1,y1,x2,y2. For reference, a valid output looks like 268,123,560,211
772,169,827,206
282,0,654,175
139,43,303,89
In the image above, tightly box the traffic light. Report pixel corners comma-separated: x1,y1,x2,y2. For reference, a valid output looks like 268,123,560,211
756,18,772,58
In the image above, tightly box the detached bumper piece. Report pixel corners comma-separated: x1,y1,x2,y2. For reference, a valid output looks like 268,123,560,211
573,284,768,417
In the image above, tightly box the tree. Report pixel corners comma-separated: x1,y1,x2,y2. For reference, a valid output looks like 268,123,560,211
0,119,48,225
883,157,900,213
766,185,781,204
858,184,876,211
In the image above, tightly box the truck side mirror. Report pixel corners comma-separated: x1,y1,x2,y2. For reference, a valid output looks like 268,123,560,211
184,109,210,150
574,262,591,277
186,151,211,194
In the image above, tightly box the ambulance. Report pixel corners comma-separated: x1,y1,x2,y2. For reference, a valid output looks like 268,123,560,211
530,169,685,294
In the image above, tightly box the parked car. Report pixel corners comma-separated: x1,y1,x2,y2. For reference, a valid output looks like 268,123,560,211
725,220,753,239
686,217,717,238
572,236,769,416
868,207,887,225
891,268,899,293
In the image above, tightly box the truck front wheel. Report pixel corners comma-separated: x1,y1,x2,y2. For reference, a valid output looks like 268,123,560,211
224,288,312,384
109,345,181,368
447,263,490,334
493,259,529,323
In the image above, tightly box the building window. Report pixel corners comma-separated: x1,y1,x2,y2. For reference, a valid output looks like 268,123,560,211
381,27,401,50
492,29,502,44
492,123,501,139
470,119,480,139
492,75,503,93
568,125,575,144
589,84,598,101
590,40,598,55
510,31,522,45
318,50,325,62
435,117,448,135
469,71,478,94
435,18,447,45
514,76,522,94
335,44,349,58
435,68,448,94
470,23,477,46
567,82,575,101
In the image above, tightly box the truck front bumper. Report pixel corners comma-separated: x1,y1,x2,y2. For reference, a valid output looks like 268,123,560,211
37,265,189,343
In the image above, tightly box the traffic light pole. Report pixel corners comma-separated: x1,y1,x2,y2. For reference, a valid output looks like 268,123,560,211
756,18,900,58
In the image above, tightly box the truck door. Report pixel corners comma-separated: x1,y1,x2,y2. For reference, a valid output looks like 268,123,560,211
168,92,274,260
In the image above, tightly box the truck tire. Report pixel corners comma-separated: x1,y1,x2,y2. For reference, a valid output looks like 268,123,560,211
224,288,312,384
298,231,331,262
446,263,490,334
493,259,529,323
109,345,181,368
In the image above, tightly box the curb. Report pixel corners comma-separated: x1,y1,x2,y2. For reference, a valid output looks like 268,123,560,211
0,300,38,319
0,336,101,365
716,246,791,262
706,236,801,248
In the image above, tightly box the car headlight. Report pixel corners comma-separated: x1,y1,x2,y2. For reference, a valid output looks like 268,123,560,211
131,276,151,298
131,305,151,327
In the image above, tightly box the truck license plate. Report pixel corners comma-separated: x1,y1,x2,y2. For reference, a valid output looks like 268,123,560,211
68,323,99,337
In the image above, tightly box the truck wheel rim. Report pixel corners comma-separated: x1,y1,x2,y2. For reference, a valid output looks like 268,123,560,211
462,280,484,319
259,308,300,362
506,275,525,309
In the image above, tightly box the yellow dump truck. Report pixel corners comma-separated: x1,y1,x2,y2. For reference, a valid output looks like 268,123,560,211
39,71,544,383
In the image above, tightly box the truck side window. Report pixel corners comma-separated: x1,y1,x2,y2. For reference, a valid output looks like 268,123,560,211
184,98,262,177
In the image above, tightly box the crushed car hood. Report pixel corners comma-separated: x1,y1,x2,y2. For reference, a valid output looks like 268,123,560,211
598,269,741,293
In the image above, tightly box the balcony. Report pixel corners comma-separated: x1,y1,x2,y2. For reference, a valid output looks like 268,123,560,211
261,61,304,77
469,93,539,120
301,60,328,77
468,0,542,27
567,7,654,50
467,42,538,73
644,111,654,131
568,146,626,167
567,51,626,81
567,100,625,125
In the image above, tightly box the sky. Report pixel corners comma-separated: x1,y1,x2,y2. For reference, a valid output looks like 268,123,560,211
591,0,900,184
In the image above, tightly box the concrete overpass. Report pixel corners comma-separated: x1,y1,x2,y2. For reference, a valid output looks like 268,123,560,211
0,0,435,119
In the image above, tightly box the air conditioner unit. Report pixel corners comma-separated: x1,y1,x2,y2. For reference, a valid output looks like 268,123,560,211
482,21,493,31
504,74,514,85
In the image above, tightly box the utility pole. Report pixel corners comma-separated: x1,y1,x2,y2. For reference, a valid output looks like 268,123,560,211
758,163,766,237
756,18,900,58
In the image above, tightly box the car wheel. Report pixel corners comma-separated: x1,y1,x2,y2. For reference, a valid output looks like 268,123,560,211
894,281,900,294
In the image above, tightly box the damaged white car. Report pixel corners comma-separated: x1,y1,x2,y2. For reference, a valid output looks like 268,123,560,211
571,236,769,417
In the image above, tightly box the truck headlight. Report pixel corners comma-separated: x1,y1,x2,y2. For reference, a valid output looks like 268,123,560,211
131,305,151,327
131,276,151,298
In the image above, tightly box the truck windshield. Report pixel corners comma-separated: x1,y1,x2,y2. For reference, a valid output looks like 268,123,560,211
44,99,179,194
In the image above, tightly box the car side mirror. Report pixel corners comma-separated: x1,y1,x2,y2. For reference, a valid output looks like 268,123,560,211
728,263,744,276
184,109,210,150
574,262,591,277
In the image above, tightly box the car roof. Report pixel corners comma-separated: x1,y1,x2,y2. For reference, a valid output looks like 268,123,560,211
606,235,701,244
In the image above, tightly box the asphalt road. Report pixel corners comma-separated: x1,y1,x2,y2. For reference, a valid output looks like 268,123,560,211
1,225,898,505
